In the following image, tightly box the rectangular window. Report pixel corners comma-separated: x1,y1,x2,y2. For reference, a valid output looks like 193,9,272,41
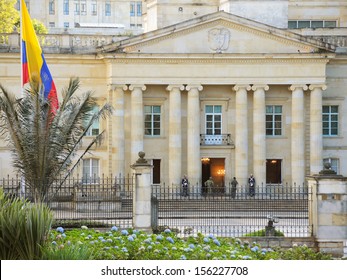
152,159,161,184
130,2,135,16
85,106,100,136
324,21,337,28
288,21,297,29
91,0,97,15
64,22,69,28
266,105,282,136
323,105,338,136
49,0,55,15
144,105,161,136
82,159,99,183
81,0,87,15
49,22,55,28
205,105,222,135
136,1,142,16
323,158,339,174
288,20,338,29
63,0,69,15
105,1,111,16
74,1,80,15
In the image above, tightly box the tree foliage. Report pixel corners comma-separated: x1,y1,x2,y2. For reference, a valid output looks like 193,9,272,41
0,0,19,33
0,78,112,203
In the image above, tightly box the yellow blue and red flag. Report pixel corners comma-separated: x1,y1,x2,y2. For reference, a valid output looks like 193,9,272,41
21,0,59,112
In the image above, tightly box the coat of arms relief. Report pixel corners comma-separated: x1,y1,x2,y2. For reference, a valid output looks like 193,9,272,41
208,28,230,53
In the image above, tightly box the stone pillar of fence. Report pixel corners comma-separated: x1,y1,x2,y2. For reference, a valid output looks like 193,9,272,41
306,163,347,257
131,151,153,232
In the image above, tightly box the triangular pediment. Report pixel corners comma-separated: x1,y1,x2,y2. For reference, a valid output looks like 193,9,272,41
100,11,335,55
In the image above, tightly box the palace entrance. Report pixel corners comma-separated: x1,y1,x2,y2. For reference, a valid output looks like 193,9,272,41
266,159,282,184
201,158,225,194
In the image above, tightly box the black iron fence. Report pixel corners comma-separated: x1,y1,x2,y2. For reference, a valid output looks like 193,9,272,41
151,184,312,237
1,175,134,229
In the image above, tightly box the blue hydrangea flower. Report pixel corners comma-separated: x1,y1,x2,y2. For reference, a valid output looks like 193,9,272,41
251,246,259,252
180,255,187,260
203,237,210,243
213,239,221,246
121,229,129,236
128,236,134,242
208,233,214,239
144,238,151,244
261,248,268,253
122,247,128,253
243,255,251,260
156,235,164,241
164,228,171,234
111,226,118,231
56,227,64,233
51,241,57,246
166,237,175,244
189,244,195,249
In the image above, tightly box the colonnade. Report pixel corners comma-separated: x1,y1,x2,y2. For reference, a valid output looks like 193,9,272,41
109,83,327,186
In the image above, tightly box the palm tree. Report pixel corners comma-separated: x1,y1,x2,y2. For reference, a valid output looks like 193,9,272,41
0,77,112,203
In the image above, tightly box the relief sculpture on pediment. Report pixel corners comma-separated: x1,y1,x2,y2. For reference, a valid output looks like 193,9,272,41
208,28,230,53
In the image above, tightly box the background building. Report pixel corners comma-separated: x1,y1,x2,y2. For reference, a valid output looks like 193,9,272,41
1,0,346,190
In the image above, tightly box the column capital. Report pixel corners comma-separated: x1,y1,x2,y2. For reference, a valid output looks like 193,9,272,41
129,84,146,91
108,84,128,91
233,84,252,91
309,84,327,91
252,84,269,91
289,84,308,91
186,84,203,91
166,84,185,91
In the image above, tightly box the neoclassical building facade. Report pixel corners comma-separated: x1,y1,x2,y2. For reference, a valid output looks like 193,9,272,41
0,1,346,190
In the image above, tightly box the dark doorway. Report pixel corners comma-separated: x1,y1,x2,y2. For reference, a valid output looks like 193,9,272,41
201,158,225,194
266,159,282,184
152,159,161,184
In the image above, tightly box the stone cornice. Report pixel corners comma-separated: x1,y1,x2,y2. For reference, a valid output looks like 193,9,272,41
108,57,331,65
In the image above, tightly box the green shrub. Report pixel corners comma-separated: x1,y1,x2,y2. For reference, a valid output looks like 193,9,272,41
41,243,94,260
244,229,285,237
0,190,53,259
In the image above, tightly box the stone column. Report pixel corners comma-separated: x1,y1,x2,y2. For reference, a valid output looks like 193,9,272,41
131,152,153,232
186,84,203,185
233,84,251,186
290,84,308,187
111,84,127,177
307,165,347,257
309,84,327,175
129,84,146,165
252,84,269,187
167,84,185,186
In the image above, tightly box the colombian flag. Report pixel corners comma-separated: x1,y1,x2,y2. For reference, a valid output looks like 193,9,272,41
21,0,58,112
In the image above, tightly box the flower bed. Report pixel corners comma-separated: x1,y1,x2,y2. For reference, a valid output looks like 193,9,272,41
43,226,332,260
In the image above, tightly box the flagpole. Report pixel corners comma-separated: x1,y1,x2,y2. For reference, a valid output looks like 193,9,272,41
19,0,26,199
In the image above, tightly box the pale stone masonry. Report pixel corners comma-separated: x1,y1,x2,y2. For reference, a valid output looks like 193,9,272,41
0,1,346,188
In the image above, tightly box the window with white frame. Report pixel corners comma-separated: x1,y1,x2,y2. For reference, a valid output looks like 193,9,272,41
74,0,80,15
49,0,55,15
81,0,87,15
205,105,222,135
266,105,282,136
323,158,339,174
144,105,161,136
85,106,100,136
136,1,142,16
105,1,111,16
323,105,338,136
82,159,99,183
288,20,337,29
91,0,97,15
63,0,69,15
